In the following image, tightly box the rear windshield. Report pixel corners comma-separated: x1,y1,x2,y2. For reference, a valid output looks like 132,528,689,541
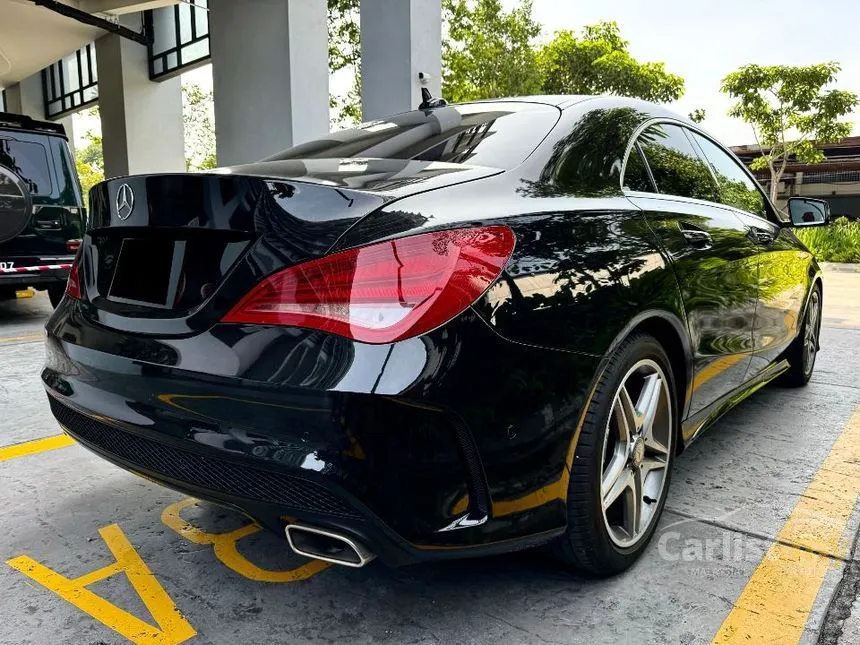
267,102,560,169
0,137,53,196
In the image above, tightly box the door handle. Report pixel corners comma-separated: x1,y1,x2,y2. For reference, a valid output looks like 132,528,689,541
678,222,713,249
747,227,776,246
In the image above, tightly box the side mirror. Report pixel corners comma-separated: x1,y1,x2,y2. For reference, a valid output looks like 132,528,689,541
787,197,830,227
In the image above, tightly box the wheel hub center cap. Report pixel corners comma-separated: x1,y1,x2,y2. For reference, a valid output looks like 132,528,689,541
631,437,645,468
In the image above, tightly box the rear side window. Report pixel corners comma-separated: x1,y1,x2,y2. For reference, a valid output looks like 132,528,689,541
637,123,716,202
623,144,655,192
690,132,768,219
0,138,53,196
267,103,560,169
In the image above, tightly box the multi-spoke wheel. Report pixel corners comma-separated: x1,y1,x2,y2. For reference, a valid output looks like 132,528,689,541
601,360,672,548
779,286,822,387
551,333,676,576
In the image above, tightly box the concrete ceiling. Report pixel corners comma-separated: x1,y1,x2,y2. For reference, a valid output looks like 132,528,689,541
0,0,178,88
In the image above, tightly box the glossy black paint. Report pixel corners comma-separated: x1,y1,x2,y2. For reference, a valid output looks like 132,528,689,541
43,96,821,564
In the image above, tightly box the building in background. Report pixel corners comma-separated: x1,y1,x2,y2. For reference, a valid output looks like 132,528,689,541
732,138,860,219
0,0,442,177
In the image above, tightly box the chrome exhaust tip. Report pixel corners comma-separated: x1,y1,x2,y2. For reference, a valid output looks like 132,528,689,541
285,523,375,568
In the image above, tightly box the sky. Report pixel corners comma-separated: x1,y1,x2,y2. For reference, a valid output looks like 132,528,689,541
73,0,860,149
511,0,860,145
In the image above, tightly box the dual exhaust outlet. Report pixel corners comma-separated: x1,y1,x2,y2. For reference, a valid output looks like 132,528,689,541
285,523,375,568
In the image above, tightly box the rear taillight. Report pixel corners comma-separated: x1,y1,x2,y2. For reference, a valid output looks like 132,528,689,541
222,226,515,343
65,257,81,299
66,239,81,253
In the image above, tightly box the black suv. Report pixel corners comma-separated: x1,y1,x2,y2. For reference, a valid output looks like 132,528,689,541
0,112,83,307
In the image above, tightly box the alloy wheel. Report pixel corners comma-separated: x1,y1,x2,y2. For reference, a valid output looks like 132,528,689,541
600,359,673,548
802,290,821,376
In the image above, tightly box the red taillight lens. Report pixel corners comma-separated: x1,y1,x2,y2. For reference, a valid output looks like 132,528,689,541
66,239,81,253
223,226,515,343
65,257,81,299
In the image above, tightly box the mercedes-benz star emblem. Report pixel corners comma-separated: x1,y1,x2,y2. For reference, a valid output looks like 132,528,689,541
115,184,135,220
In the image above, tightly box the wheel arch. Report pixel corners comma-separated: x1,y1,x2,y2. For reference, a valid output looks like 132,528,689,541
604,310,693,453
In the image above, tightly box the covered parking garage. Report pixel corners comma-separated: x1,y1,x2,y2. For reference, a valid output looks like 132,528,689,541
1,0,442,173
2,2,860,645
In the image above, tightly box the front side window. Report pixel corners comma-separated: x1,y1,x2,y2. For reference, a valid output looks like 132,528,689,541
691,132,768,219
637,123,716,202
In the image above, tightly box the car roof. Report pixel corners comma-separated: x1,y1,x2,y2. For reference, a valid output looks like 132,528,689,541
456,95,593,110
455,95,690,121
0,112,67,137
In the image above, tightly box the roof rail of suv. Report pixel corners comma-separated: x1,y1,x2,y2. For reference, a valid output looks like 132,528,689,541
0,112,66,136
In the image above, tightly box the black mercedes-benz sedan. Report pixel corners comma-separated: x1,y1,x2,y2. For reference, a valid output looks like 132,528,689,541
43,96,827,576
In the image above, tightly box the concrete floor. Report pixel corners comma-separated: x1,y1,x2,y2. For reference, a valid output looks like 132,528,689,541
0,268,859,645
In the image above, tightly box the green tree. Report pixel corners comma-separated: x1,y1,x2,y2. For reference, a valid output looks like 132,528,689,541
328,0,361,126
182,83,216,170
721,62,858,202
538,21,684,102
688,108,706,123
74,108,104,197
442,0,543,102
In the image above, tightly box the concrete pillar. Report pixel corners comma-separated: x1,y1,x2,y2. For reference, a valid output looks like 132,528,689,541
360,0,442,121
95,12,185,178
209,0,329,166
57,115,75,154
3,74,44,118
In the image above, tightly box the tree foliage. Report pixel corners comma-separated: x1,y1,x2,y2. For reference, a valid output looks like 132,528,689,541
721,62,858,201
326,1,686,124
442,0,543,103
688,108,706,123
538,21,684,102
328,0,361,126
74,108,104,197
182,83,216,170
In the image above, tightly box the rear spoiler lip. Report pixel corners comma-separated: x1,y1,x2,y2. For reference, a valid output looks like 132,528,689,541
89,159,504,200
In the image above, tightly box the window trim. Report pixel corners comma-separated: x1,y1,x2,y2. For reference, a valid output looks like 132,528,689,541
621,118,719,203
621,117,784,223
621,141,658,193
686,128,780,222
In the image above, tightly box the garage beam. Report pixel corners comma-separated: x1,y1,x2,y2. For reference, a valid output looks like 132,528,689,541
29,0,151,45
77,0,178,16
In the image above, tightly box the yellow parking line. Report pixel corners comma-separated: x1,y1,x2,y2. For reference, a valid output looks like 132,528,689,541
0,333,42,343
712,407,860,644
0,434,75,462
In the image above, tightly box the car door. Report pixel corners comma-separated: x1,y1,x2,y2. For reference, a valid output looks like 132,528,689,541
688,130,809,380
624,122,760,416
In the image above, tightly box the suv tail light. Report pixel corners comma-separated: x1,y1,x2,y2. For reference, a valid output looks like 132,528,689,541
222,226,515,343
65,256,81,299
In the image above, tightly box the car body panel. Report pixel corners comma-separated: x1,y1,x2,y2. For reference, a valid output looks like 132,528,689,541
42,96,822,565
45,299,601,556
629,193,760,415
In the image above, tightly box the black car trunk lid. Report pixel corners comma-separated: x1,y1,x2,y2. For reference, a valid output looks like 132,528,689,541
78,160,500,335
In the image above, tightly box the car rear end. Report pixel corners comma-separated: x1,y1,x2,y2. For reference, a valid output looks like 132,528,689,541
0,113,83,303
42,102,591,565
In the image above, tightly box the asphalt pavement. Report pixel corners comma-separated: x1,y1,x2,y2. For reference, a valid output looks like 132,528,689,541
1,267,858,645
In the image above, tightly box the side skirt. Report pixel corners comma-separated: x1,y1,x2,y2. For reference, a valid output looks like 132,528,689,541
681,359,790,446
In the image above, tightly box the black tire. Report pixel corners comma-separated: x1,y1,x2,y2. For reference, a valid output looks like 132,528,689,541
550,333,677,576
47,284,65,308
777,286,822,387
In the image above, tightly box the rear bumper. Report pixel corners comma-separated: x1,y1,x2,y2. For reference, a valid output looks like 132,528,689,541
43,299,600,564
